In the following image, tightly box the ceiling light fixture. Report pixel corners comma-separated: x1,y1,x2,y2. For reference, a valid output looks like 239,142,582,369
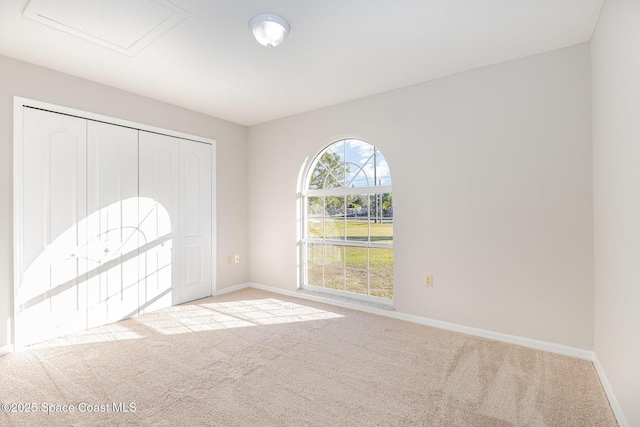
249,13,290,48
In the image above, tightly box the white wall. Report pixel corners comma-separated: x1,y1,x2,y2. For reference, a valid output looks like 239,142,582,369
0,54,249,350
248,44,594,349
592,0,640,425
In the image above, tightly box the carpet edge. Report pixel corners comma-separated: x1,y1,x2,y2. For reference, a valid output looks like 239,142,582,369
593,354,629,427
242,282,593,360
216,282,629,426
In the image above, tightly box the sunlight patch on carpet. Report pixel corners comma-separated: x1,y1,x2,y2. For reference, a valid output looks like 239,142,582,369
136,298,345,335
24,297,345,349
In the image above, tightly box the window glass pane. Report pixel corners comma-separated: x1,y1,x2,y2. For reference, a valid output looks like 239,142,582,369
346,166,369,188
324,168,342,189
307,264,323,288
374,153,392,187
324,244,345,267
369,193,381,222
369,193,393,244
345,247,368,295
324,267,344,291
306,243,324,287
306,197,324,238
346,194,370,242
324,196,345,240
345,139,375,187
321,142,345,188
307,162,324,190
345,246,367,270
370,221,393,244
323,195,343,218
346,268,368,295
345,219,369,242
307,243,324,265
304,139,393,300
381,193,393,218
309,148,345,189
369,248,393,274
370,273,393,298
326,140,344,159
345,139,374,169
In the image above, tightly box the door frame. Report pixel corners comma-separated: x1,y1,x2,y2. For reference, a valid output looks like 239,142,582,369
12,96,217,349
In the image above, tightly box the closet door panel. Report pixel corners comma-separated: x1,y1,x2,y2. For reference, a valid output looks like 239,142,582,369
18,108,87,346
86,121,139,328
139,131,180,313
179,140,212,303
17,105,215,347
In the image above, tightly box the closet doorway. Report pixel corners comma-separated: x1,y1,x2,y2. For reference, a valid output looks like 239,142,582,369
13,98,215,347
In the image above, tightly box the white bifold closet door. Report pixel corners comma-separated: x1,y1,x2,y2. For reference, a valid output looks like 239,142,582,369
18,108,88,345
178,139,212,303
86,121,139,328
16,108,213,347
138,131,212,306
138,131,180,313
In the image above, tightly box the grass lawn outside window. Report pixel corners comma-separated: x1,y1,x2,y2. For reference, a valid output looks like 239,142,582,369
302,139,393,302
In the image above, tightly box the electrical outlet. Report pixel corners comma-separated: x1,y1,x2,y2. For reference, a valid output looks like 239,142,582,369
425,274,433,287
227,256,232,265
234,255,240,264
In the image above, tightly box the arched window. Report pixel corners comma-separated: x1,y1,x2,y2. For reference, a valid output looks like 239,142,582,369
302,139,393,303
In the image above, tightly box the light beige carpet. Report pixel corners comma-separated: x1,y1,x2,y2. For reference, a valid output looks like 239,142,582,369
0,288,617,426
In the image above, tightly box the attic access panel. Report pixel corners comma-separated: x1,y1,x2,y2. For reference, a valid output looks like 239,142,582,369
23,0,187,56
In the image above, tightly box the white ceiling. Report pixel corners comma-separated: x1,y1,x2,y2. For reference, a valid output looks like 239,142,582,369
0,0,604,126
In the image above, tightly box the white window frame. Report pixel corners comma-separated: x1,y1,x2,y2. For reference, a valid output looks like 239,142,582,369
300,139,393,306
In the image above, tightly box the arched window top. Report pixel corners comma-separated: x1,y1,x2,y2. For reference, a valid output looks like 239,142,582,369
307,139,391,190
302,138,393,303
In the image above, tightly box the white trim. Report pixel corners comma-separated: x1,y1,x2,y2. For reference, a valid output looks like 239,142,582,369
12,99,24,351
305,237,393,249
0,345,14,357
303,283,394,307
4,279,629,427
244,282,593,360
210,140,217,296
592,354,629,427
213,283,249,297
13,97,216,146
391,311,593,360
303,186,393,197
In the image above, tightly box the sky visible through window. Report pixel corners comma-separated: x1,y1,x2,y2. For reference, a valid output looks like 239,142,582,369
304,139,393,300
311,139,391,189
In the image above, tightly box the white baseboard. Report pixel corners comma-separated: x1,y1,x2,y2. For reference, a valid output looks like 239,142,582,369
240,282,631,425
592,354,629,427
214,282,250,296
388,311,594,360
243,282,593,360
242,282,628,424
2,281,628,426
0,345,14,356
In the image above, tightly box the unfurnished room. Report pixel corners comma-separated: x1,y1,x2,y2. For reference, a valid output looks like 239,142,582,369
0,0,638,426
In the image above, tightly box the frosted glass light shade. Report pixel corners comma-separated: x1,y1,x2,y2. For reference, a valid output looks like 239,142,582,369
249,13,290,48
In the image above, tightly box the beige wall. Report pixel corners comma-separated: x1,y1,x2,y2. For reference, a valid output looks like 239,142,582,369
592,0,640,425
248,44,594,349
3,22,629,418
0,54,249,349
